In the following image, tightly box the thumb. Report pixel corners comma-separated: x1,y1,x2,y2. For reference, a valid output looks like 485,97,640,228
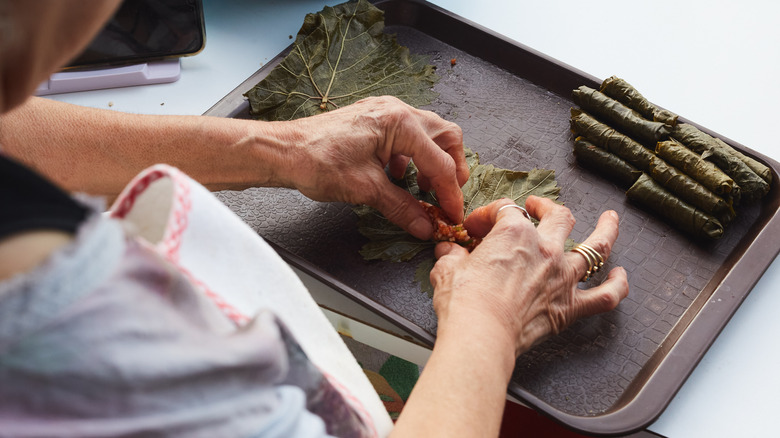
430,241,468,292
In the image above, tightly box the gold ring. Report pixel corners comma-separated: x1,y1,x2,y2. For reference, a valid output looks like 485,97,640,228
571,243,605,281
497,204,531,220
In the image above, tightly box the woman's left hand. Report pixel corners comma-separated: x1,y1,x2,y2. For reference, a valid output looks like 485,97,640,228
430,195,629,356
275,96,469,241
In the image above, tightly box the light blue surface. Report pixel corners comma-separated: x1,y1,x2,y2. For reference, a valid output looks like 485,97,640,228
47,1,780,436
46,0,343,116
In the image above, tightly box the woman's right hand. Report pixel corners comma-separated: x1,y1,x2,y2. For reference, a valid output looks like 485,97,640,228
430,195,629,357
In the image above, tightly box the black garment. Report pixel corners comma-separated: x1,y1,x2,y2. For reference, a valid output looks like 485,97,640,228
0,153,88,240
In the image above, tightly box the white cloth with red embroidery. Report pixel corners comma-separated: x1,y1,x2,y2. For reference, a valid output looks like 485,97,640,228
109,164,393,436
0,161,392,436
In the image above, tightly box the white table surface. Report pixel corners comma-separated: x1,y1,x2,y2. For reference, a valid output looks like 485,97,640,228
46,1,780,436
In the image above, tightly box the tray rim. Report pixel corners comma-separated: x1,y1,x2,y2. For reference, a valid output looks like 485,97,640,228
204,0,780,434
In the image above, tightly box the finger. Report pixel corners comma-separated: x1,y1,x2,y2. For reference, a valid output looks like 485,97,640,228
369,178,434,240
567,209,620,279
524,195,557,219
430,242,468,291
415,149,465,223
414,108,470,187
434,240,468,259
440,138,469,188
387,130,463,223
525,196,575,245
392,110,467,223
573,267,629,318
463,204,495,238
463,198,530,238
388,154,411,180
417,166,432,193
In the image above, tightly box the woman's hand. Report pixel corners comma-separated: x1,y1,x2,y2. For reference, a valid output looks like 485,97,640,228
276,96,469,240
394,198,626,437
430,195,629,356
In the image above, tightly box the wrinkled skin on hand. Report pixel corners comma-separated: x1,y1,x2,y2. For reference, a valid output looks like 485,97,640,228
430,196,629,356
280,96,469,240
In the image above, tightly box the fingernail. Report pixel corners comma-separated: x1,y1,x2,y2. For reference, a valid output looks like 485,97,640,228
410,216,433,240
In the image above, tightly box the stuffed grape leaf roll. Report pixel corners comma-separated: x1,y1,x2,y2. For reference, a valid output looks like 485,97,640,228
656,140,737,199
572,86,671,145
648,157,735,225
599,76,678,126
713,137,772,184
571,109,656,170
671,123,769,203
573,137,641,188
626,173,724,240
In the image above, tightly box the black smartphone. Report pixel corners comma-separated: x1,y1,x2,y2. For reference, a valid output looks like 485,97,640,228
66,0,205,70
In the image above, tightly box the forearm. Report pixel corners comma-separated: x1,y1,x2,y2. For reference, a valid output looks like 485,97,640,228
391,314,516,437
0,97,300,195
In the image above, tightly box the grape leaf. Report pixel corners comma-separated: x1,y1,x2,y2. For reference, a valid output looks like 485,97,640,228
462,165,560,217
355,150,563,297
244,0,439,121
413,258,436,298
355,149,481,264
354,204,432,262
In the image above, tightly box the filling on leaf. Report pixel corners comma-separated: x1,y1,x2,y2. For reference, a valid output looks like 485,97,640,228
419,201,480,251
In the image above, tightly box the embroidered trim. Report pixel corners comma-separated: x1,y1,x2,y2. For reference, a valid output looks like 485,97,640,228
110,169,165,219
159,168,191,264
322,370,379,438
110,165,250,326
175,262,252,326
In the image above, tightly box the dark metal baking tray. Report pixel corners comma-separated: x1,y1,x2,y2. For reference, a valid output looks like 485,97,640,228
203,0,780,435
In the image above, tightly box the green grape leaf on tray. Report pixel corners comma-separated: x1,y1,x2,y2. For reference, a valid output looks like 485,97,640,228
354,204,433,263
462,164,560,218
413,258,437,298
355,148,562,297
244,0,439,121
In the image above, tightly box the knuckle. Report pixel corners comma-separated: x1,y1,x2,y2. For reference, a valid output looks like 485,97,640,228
598,290,622,311
376,96,408,115
358,179,386,207
420,109,463,142
494,219,528,239
446,119,462,135
588,239,612,259
538,239,565,261
378,195,411,223
432,152,457,176
437,132,463,157
381,103,415,130
430,256,452,281
554,205,576,227
357,95,400,106
376,95,403,105
357,96,409,122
